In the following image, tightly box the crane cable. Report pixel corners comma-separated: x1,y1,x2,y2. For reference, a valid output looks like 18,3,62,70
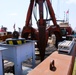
33,2,37,22
55,0,64,21
44,1,49,19
33,1,49,22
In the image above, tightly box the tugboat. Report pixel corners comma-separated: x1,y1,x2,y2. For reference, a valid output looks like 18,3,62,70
59,22,73,36
0,26,12,41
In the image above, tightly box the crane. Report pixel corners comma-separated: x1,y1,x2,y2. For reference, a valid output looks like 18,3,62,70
21,0,62,61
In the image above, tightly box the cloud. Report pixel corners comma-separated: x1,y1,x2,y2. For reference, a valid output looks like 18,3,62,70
9,13,18,16
66,0,76,4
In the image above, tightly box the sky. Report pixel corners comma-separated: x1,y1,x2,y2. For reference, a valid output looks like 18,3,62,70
0,0,76,32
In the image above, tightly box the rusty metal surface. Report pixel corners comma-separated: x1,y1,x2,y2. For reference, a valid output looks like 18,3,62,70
28,43,76,75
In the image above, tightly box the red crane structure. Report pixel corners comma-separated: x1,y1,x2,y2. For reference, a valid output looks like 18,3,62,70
21,0,62,61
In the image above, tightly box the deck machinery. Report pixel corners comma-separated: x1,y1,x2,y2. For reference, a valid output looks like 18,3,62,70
21,0,62,61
